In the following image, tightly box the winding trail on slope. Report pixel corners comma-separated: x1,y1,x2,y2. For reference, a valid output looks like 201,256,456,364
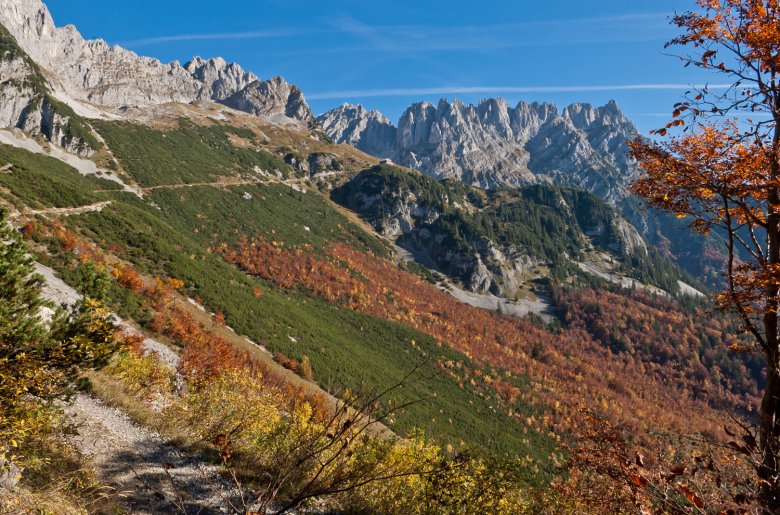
25,201,113,217
36,262,242,513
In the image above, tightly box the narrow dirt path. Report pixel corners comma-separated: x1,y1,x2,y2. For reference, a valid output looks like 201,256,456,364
26,200,113,217
135,175,315,192
137,178,265,192
64,395,243,514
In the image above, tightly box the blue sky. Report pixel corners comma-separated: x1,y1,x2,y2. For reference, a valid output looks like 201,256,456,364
44,0,716,133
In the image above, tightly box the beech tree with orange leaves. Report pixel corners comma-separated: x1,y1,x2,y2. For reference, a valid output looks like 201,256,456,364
629,0,780,508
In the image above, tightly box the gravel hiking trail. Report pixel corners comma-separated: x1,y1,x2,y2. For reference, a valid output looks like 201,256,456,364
36,262,243,513
64,394,244,514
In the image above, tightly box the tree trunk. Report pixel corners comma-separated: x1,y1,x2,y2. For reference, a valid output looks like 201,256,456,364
760,115,780,509
760,236,780,510
760,362,780,510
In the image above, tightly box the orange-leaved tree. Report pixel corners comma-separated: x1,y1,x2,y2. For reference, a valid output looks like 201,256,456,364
629,0,780,508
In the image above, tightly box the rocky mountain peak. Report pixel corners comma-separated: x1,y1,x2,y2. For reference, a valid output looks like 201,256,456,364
319,97,640,200
563,100,633,131
184,56,259,101
223,76,315,126
0,0,53,45
326,103,393,126
317,102,397,156
0,0,314,128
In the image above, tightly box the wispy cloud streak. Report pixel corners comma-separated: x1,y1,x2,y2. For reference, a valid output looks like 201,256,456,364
330,12,673,50
122,28,304,47
307,84,733,100
120,11,672,50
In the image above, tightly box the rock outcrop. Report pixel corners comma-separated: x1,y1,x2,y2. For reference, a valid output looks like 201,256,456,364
317,103,398,157
317,99,730,284
223,77,315,127
333,165,652,299
0,23,98,155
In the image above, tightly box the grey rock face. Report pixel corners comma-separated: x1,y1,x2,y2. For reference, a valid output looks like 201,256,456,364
223,77,314,127
184,56,258,101
317,104,398,157
0,56,37,130
319,99,640,200
610,216,647,255
0,0,313,127
333,165,654,298
307,153,344,175
0,51,93,155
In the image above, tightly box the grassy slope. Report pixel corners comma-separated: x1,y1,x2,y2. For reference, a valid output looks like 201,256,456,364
91,120,292,187
147,184,386,254
66,190,551,465
0,144,119,209
1,121,556,471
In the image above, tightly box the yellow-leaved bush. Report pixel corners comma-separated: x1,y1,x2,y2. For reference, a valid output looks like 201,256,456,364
104,348,175,399
348,434,530,514
164,370,282,447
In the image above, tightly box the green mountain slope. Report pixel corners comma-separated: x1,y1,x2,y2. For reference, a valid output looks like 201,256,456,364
1,128,555,467
333,164,688,297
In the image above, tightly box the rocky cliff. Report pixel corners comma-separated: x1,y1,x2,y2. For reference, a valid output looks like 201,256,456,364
318,103,399,157
0,23,98,155
318,99,730,286
318,98,639,202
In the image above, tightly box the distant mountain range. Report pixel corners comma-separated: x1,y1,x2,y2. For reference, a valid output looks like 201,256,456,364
318,99,638,203
318,101,725,285
0,0,648,207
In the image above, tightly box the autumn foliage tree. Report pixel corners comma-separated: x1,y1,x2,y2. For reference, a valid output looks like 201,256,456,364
629,0,780,508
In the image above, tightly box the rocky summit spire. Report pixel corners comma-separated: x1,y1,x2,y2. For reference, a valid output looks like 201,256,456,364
317,103,398,157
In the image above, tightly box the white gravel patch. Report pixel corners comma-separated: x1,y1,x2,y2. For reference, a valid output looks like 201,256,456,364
35,262,180,368
115,318,180,369
678,280,705,298
35,262,81,308
443,281,555,323
48,87,120,121
576,258,669,297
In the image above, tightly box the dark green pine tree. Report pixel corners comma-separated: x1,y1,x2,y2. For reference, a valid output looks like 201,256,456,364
0,207,54,458
0,210,48,351
0,208,117,463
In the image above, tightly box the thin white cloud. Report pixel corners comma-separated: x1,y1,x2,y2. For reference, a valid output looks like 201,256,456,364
307,84,733,100
361,12,670,40
120,11,672,50
326,12,674,52
122,28,304,47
